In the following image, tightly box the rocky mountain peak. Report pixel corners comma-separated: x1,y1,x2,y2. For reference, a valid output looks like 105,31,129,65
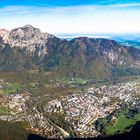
22,24,35,29
0,29,9,36
9,25,41,41
0,29,10,42
0,25,55,56
0,25,54,46
8,25,54,48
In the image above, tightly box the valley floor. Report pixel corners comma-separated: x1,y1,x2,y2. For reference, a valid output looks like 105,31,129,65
0,73,140,139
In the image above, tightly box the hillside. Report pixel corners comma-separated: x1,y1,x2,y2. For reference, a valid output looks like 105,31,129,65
0,25,140,80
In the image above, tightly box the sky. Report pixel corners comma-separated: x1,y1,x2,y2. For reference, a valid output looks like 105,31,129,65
0,0,140,34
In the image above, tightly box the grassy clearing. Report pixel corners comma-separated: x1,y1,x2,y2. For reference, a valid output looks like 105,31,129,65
3,83,21,94
58,76,88,85
102,109,140,135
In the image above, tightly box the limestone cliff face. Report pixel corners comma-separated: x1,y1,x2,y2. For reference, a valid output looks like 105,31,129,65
0,25,54,57
0,29,9,42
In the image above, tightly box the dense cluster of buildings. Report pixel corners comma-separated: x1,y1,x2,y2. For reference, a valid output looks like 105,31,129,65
0,80,140,138
0,92,30,114
45,81,139,137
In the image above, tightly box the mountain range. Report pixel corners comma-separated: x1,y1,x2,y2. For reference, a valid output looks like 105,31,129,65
0,25,140,80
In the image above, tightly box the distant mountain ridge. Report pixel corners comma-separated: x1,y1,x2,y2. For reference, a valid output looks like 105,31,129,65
0,25,140,80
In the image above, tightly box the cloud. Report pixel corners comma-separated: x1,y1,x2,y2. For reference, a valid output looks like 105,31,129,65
0,6,34,15
113,2,140,7
0,4,140,34
0,3,139,16
96,0,140,7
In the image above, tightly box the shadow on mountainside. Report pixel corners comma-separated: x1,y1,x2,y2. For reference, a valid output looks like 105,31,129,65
66,121,140,140
1,120,140,140
95,121,140,140
27,134,48,140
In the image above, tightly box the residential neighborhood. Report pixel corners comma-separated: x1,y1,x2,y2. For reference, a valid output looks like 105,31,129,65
0,79,140,138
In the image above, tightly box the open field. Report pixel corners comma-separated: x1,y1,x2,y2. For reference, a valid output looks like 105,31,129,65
98,109,140,135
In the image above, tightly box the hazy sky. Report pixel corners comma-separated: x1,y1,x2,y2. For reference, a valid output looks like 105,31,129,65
0,0,140,34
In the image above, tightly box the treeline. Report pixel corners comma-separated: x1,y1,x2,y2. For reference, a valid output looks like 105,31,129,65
0,120,48,140
0,120,28,140
49,113,75,137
